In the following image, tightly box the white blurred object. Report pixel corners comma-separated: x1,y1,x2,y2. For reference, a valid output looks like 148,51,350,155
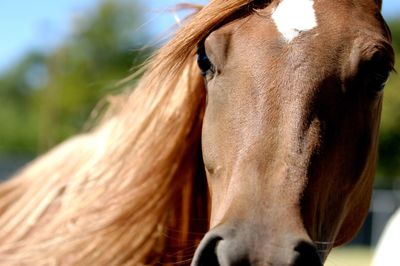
372,208,400,266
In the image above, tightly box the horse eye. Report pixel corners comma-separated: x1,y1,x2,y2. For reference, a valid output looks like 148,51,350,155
197,43,214,77
251,0,269,9
371,71,390,91
363,53,393,92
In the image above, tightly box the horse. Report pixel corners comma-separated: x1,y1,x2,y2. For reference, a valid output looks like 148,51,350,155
0,0,394,265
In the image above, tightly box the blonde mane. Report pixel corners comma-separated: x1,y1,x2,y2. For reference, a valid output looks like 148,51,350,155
0,0,253,265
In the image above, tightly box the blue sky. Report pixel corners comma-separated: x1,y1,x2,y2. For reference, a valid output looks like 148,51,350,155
0,0,399,73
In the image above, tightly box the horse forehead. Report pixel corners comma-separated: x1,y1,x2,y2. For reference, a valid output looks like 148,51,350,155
270,0,380,43
271,0,317,42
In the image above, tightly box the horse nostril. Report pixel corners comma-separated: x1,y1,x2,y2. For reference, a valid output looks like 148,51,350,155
294,241,323,266
192,226,251,266
191,233,221,266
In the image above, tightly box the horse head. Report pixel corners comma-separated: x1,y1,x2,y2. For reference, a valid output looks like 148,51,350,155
193,0,394,265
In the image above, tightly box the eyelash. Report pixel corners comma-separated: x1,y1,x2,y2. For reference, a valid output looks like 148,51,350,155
197,43,215,77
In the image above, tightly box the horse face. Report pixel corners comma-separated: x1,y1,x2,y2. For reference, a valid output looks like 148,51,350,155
195,0,393,265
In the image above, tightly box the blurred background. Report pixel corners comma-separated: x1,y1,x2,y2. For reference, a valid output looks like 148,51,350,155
0,0,398,265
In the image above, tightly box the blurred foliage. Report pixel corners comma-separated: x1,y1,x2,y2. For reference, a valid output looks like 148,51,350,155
377,20,400,188
0,2,399,187
0,0,151,154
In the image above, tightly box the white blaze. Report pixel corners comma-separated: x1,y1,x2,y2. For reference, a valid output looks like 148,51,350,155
272,0,317,42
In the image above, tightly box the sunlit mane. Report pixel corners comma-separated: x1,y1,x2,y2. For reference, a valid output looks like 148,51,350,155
0,0,255,264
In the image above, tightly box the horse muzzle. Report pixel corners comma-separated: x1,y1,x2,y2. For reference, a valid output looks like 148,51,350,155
191,223,323,266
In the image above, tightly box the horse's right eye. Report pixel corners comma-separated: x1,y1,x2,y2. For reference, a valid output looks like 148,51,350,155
197,43,215,77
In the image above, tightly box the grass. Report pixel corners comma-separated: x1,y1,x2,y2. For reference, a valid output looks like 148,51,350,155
325,246,373,266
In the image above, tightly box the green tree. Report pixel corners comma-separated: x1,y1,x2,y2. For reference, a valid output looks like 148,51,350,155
0,52,46,153
0,0,152,155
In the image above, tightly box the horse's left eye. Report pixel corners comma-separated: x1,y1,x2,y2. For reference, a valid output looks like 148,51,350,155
363,53,393,92
197,43,215,77
371,71,390,91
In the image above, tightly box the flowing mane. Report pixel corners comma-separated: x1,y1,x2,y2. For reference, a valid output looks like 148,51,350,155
0,0,253,264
